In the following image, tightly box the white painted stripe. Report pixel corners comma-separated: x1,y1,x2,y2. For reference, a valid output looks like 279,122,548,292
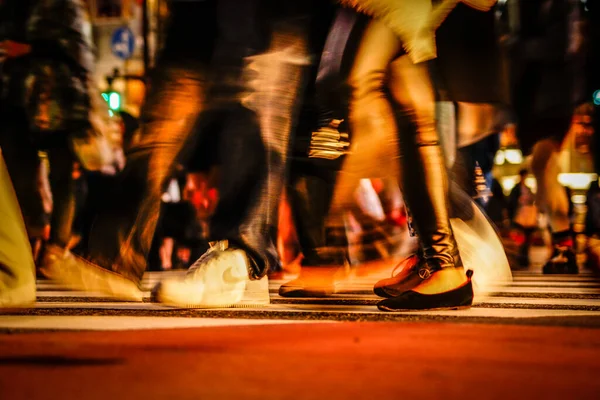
512,272,596,277
474,297,600,307
0,316,331,331
33,302,183,310
486,287,600,294
507,282,600,287
512,276,599,282
37,291,116,298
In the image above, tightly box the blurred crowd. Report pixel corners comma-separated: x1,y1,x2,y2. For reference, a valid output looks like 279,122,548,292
1,0,600,311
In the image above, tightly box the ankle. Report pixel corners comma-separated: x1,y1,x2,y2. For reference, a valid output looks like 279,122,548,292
412,267,468,295
552,230,574,248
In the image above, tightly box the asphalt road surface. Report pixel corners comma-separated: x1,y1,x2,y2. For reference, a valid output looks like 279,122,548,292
1,259,600,399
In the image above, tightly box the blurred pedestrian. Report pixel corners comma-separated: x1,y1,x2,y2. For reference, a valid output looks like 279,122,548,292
0,0,120,278
46,0,313,309
505,0,586,273
508,168,538,267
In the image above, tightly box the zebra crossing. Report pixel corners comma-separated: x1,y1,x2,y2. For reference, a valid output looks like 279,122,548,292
1,267,599,331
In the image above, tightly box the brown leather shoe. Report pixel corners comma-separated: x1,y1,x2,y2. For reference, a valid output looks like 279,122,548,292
373,254,435,298
377,270,474,311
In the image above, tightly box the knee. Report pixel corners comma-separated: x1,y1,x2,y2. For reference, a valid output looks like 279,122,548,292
348,69,387,107
402,105,438,146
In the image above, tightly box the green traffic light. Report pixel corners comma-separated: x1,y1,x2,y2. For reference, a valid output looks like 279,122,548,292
102,91,121,111
109,92,121,110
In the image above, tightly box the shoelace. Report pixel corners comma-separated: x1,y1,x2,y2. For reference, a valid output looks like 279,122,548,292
390,253,420,277
185,240,229,278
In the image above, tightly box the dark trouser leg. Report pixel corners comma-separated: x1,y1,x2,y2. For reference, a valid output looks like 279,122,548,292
210,20,310,279
85,64,207,283
348,19,459,269
0,112,48,241
47,145,76,249
390,58,460,268
288,170,347,266
284,8,363,269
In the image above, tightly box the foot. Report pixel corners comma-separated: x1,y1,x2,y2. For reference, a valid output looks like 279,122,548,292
377,269,474,312
39,244,143,301
152,241,270,308
278,266,346,298
0,281,36,308
409,267,468,295
543,246,578,274
373,254,423,298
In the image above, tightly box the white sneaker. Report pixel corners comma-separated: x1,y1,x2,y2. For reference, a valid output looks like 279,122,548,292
153,241,270,308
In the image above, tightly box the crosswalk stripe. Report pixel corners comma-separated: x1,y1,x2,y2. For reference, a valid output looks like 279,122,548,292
16,303,600,319
2,270,598,331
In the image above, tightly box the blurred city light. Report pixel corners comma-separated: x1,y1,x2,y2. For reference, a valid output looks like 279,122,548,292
504,149,523,164
572,194,587,204
494,149,523,165
494,150,505,165
102,91,122,111
558,173,598,190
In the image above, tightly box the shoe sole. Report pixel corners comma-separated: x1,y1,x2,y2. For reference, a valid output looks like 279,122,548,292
378,304,473,312
173,301,270,309
156,273,270,309
170,292,271,309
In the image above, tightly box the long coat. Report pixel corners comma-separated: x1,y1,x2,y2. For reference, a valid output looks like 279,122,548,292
337,0,497,63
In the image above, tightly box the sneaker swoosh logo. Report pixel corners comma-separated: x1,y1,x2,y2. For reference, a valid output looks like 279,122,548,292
222,267,246,284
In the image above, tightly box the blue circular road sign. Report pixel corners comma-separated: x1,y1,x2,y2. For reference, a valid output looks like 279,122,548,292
593,90,600,106
111,27,135,60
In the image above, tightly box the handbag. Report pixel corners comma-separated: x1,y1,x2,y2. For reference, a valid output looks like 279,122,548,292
514,204,538,228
